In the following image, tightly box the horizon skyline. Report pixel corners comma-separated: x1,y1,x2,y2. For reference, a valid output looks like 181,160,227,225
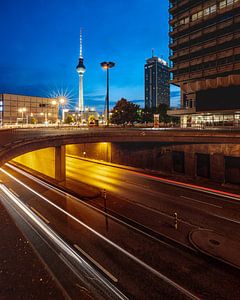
0,0,180,112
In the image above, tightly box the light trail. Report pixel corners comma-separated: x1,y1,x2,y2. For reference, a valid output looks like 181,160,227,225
72,157,240,202
0,184,128,300
5,163,196,250
0,167,200,300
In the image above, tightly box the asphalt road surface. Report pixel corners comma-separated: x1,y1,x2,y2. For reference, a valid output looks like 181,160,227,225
0,162,240,299
66,156,240,242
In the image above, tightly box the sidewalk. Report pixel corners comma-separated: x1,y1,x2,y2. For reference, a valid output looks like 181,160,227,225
0,200,65,300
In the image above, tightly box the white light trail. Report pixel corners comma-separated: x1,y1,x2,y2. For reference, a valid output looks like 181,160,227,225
0,183,127,300
0,167,200,300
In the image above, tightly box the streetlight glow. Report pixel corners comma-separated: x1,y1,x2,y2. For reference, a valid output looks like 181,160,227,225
59,98,65,105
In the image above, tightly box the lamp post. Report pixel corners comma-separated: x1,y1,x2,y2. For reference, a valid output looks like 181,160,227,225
59,97,66,123
18,107,27,126
100,61,115,126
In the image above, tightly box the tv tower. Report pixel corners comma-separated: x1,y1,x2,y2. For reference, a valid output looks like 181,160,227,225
76,29,86,112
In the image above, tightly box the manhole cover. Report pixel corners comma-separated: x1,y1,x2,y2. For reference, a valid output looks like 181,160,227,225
209,239,220,246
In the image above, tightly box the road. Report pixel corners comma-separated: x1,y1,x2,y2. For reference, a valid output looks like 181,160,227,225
66,156,240,244
0,162,240,299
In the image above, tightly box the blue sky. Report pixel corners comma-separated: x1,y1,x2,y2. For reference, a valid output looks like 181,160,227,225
0,0,180,111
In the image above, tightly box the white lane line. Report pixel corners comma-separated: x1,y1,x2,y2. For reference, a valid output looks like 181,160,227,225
30,206,50,224
212,214,240,225
9,188,20,198
180,196,223,209
74,244,118,283
0,167,199,300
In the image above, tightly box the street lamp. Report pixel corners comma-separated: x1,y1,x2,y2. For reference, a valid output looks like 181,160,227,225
59,97,66,123
100,61,115,126
18,107,27,126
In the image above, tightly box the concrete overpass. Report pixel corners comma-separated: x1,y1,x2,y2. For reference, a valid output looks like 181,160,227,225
1,127,240,184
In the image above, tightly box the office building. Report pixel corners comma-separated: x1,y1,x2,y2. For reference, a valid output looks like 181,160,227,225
168,0,240,127
145,55,170,109
0,93,59,125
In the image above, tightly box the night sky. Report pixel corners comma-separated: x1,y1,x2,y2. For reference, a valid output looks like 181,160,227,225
0,0,180,111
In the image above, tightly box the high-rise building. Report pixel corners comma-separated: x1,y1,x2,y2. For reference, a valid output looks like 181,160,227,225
76,29,86,112
168,0,240,128
145,55,170,109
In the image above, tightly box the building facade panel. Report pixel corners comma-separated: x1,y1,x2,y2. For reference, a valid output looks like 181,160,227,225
0,94,59,126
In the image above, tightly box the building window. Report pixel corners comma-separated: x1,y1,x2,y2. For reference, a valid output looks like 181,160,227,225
197,10,203,18
210,4,217,13
220,0,227,8
192,13,198,21
204,7,210,15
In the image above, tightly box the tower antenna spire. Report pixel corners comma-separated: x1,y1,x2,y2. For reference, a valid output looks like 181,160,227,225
152,48,154,57
80,28,83,58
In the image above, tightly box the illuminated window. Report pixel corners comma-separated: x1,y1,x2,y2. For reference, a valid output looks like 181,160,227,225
197,10,203,18
204,7,210,15
210,5,217,13
219,0,227,8
192,13,198,21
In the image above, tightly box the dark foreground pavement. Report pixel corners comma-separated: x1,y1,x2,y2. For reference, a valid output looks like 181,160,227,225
0,201,65,300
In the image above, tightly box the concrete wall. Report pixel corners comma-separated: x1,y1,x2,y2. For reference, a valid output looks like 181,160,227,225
12,142,240,185
13,147,56,178
66,142,240,184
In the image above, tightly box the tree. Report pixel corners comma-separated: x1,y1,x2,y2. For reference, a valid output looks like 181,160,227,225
30,117,37,124
140,107,155,124
88,115,96,124
111,98,140,125
64,115,74,124
157,103,170,123
140,103,180,125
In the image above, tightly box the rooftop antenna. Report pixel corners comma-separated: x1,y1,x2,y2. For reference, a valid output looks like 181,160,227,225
80,28,83,59
152,48,154,57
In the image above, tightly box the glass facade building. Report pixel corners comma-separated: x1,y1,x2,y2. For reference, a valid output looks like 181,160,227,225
168,0,240,127
145,56,170,109
0,94,59,126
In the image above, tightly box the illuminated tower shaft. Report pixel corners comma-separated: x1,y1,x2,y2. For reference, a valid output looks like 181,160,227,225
76,30,86,112
78,73,84,111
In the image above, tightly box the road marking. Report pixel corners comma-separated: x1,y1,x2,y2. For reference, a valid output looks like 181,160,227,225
212,214,240,225
8,188,19,198
30,206,50,224
180,196,222,209
74,244,118,283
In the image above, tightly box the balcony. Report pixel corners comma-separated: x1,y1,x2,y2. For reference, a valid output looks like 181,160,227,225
167,107,196,116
